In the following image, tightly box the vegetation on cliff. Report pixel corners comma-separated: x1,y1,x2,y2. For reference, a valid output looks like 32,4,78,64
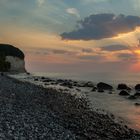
0,44,24,59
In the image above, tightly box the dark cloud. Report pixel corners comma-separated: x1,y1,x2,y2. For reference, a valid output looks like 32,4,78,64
79,55,105,61
61,13,140,40
117,53,138,61
101,44,128,51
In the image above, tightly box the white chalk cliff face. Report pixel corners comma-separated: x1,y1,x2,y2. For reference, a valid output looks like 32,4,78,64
6,56,26,72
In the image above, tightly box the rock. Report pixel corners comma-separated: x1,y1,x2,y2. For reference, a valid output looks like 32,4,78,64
1,73,4,76
83,82,94,87
128,95,137,100
42,79,52,82
134,103,140,106
60,82,73,88
135,84,140,91
26,72,30,75
34,78,38,81
108,91,113,94
119,90,129,96
117,84,129,90
98,89,104,93
41,77,45,80
134,92,140,96
91,87,97,92
97,82,113,90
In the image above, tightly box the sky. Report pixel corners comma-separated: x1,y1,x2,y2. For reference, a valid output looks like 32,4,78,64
1,0,140,73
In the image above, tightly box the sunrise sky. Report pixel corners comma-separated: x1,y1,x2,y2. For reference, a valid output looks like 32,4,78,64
1,0,140,73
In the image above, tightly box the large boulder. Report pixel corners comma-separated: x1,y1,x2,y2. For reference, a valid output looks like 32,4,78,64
119,90,129,96
97,82,113,90
135,84,140,91
117,84,130,90
0,44,26,72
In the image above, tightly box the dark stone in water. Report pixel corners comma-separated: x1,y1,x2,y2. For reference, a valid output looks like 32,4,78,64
26,72,30,75
119,90,129,96
134,92,140,96
97,82,113,90
117,84,129,90
134,103,140,106
60,82,73,89
91,87,97,92
83,82,94,87
1,73,4,76
34,78,38,81
98,89,104,93
43,79,52,82
128,95,137,100
108,91,113,94
135,84,140,91
41,77,45,80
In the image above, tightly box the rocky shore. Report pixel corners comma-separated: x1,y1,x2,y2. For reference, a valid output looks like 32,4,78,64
0,74,140,139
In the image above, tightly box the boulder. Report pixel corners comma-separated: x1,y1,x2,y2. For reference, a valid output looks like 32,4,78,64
119,90,129,96
91,87,97,92
83,82,94,87
134,92,140,96
97,89,104,93
134,103,140,106
128,95,137,100
97,82,113,90
117,84,129,90
135,84,140,91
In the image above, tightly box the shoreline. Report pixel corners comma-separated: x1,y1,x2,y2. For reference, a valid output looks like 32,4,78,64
0,73,139,139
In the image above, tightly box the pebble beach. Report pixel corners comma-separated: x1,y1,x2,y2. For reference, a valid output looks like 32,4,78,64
0,74,139,139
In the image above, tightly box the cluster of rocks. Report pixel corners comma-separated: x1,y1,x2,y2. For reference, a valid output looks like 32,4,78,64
1,75,140,139
32,77,140,106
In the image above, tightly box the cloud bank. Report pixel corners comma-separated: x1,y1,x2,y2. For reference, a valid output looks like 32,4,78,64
61,13,140,40
101,44,129,51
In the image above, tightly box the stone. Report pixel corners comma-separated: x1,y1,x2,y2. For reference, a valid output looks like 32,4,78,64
134,92,140,96
119,90,129,96
98,89,104,93
128,95,137,100
97,82,113,90
135,84,140,91
117,84,129,90
134,103,140,106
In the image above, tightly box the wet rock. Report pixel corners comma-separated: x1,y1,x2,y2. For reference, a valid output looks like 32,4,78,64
135,84,140,91
128,95,137,100
97,89,104,93
117,84,130,90
83,82,94,87
41,77,46,80
34,78,38,81
26,72,30,75
97,82,113,90
1,73,4,76
108,91,113,94
91,87,97,92
42,79,52,83
60,82,73,88
134,103,140,106
119,90,129,96
134,92,140,96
